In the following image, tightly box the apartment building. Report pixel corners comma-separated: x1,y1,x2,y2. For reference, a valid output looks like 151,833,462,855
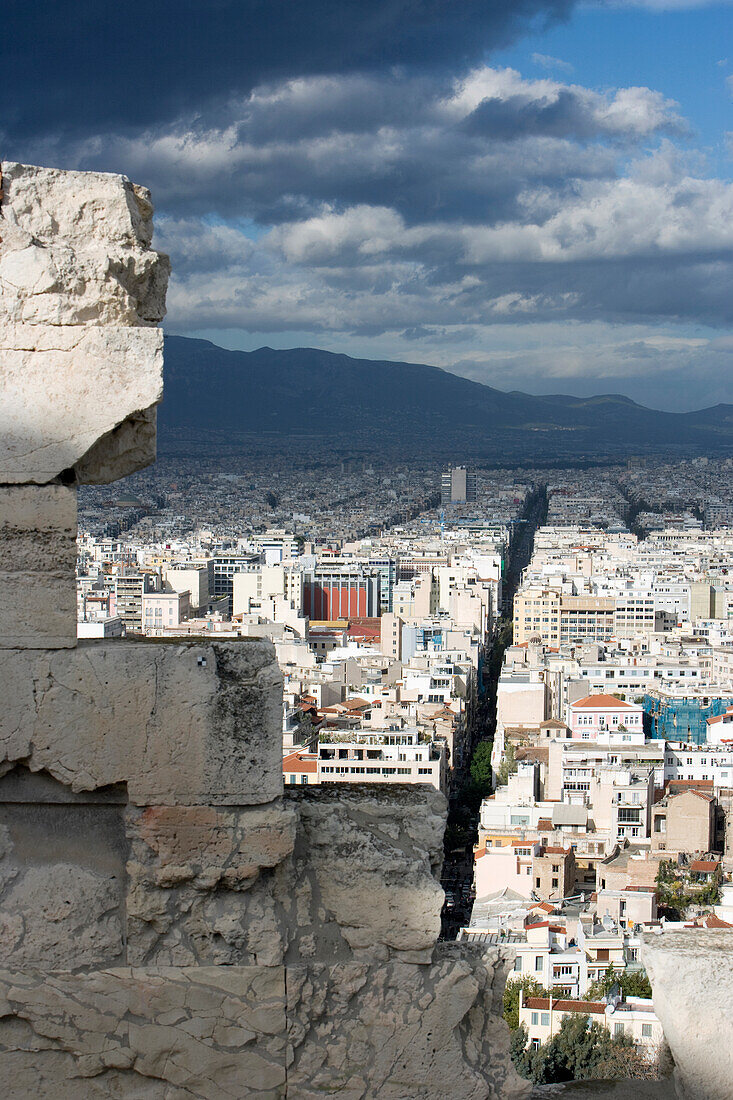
519,993,663,1054
316,728,447,791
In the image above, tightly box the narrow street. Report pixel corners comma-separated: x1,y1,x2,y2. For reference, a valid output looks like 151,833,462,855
440,482,548,938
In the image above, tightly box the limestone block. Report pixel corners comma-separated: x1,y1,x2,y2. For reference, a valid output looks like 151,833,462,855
0,640,283,804
126,803,297,966
0,162,168,324
281,785,447,963
641,929,733,1100
1,324,163,484
0,485,77,648
286,946,531,1099
0,162,169,485
0,965,287,1097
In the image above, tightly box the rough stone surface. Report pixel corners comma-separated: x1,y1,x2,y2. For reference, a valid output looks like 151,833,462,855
1,324,164,484
0,485,77,648
127,803,297,966
286,946,531,1100
282,785,447,963
0,161,169,485
641,929,733,1100
0,966,287,1098
0,640,283,804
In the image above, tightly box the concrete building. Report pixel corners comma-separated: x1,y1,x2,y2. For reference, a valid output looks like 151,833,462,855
163,561,212,612
316,728,447,791
651,788,717,853
441,466,477,504
114,571,158,632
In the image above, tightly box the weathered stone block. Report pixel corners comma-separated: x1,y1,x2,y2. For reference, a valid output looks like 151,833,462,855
641,929,733,1100
0,161,168,485
1,324,163,484
127,803,297,966
0,640,283,804
282,785,447,963
286,946,531,1100
0,965,287,1098
0,485,77,648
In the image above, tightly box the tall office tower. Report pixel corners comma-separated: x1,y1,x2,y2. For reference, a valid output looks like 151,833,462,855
441,466,477,504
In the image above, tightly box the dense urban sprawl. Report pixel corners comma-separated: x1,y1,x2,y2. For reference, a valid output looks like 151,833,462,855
76,456,733,1081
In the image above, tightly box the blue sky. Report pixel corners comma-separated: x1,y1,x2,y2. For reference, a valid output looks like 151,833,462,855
498,4,732,160
3,0,731,410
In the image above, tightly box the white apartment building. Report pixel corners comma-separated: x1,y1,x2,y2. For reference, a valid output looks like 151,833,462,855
316,728,446,791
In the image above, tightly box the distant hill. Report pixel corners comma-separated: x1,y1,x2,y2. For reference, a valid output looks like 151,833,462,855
158,335,733,461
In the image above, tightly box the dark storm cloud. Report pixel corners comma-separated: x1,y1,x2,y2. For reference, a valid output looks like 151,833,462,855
34,69,674,229
2,0,574,142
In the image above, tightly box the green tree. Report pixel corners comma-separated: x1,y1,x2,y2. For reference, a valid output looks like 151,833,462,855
511,1014,640,1085
469,741,493,796
509,1025,531,1077
496,741,518,786
585,965,652,1001
502,977,550,1030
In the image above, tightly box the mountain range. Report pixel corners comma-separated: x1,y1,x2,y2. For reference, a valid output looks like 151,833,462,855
158,336,733,461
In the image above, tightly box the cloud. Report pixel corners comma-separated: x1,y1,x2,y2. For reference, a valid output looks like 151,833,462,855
1,0,575,143
532,53,575,74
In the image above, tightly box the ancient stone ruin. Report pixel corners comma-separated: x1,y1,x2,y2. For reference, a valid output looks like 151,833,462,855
0,161,728,1099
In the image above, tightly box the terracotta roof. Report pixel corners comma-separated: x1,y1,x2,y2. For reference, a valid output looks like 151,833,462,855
340,697,371,710
541,845,572,855
690,859,720,872
526,921,566,932
685,914,733,929
537,818,553,831
525,997,605,1014
571,694,634,709
282,750,318,774
707,708,733,725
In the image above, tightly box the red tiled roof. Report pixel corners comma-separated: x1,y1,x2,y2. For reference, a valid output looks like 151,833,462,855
537,818,553,831
690,859,720,872
282,750,318,774
684,914,733,929
570,694,634,709
525,998,605,1014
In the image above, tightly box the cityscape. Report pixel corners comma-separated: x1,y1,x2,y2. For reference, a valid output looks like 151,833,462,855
75,453,733,1083
3,0,732,1095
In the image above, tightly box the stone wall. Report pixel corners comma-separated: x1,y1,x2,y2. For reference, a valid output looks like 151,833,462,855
0,162,530,1098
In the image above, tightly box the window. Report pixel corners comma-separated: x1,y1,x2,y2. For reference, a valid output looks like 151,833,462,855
535,957,543,971
642,1024,653,1038
552,878,559,888
531,1012,539,1026
514,958,522,972
614,1023,625,1037
541,1013,550,1026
